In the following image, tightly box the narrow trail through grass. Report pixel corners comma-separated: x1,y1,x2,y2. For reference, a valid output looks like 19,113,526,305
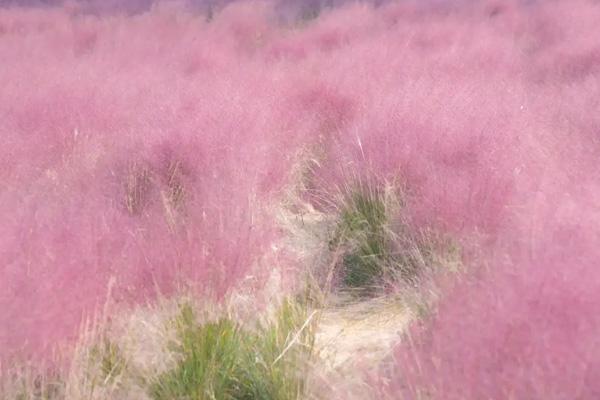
315,296,411,371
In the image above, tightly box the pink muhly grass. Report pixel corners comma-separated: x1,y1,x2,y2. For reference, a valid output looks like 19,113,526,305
1,2,600,399
0,1,299,361
371,1,600,398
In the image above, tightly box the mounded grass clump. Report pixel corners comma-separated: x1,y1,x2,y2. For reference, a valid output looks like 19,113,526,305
150,300,315,400
330,181,446,296
330,183,389,293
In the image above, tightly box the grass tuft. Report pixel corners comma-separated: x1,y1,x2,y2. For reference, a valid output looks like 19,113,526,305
330,180,453,297
89,338,127,386
124,161,152,216
5,370,64,400
330,182,389,293
150,300,314,400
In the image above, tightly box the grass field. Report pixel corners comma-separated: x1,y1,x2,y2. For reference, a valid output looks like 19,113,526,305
2,0,600,398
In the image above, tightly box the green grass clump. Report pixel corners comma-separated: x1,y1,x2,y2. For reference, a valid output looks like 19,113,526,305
150,300,314,400
330,183,390,294
330,181,451,296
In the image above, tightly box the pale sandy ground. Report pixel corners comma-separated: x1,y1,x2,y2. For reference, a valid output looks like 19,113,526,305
315,296,411,371
277,201,413,398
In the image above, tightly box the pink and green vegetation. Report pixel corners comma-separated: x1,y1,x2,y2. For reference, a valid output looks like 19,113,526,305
2,0,600,398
